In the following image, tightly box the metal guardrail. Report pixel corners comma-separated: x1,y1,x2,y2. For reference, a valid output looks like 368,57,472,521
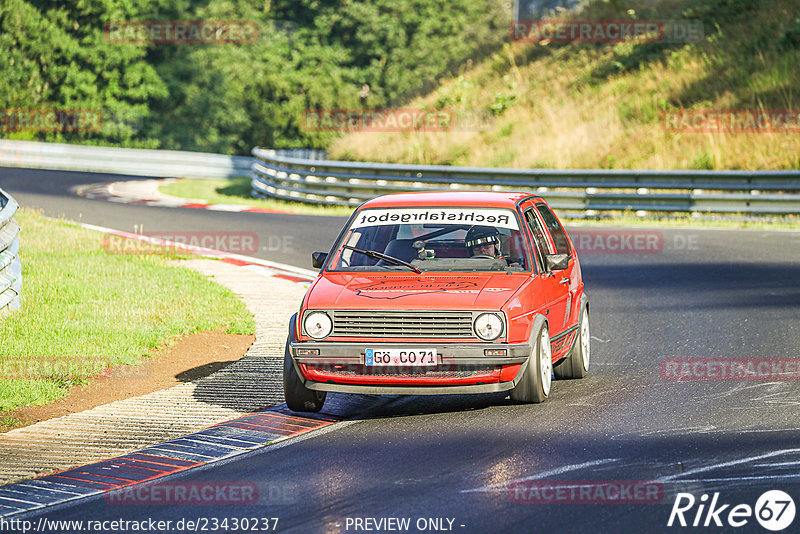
251,147,800,215
0,188,21,314
0,140,796,215
0,140,251,180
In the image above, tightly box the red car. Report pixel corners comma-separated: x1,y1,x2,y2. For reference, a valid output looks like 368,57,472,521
284,191,590,412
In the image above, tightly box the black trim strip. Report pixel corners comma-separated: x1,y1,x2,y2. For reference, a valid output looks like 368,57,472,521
551,324,579,343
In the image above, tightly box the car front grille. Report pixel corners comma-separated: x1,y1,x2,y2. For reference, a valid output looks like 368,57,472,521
331,310,474,338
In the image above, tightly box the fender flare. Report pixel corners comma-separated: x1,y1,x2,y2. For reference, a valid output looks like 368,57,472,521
562,293,589,356
288,313,298,342
286,313,311,386
510,313,548,386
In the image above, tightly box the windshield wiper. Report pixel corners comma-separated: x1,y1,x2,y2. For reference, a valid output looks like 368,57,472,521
342,245,422,274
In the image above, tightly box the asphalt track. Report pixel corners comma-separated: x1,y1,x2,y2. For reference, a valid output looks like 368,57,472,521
0,167,344,268
3,167,800,533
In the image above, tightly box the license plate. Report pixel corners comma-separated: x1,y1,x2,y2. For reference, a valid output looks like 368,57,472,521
365,348,437,366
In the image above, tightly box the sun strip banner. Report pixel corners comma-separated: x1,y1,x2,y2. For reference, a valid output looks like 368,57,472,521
350,208,520,230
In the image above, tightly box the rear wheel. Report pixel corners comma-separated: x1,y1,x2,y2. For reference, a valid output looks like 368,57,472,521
510,322,552,403
554,307,590,380
283,338,326,412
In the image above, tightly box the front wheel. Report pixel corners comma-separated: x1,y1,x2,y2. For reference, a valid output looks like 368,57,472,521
283,339,326,412
554,307,590,380
510,322,552,403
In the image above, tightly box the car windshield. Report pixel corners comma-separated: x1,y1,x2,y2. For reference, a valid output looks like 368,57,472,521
329,207,530,272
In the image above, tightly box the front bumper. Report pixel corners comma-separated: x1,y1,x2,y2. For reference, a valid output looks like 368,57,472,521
289,341,531,395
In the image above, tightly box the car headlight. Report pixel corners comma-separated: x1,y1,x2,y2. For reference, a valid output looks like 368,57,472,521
304,311,333,340
473,312,504,341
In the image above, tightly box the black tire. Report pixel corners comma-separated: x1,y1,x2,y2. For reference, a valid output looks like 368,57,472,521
283,337,326,412
554,307,590,380
510,321,552,403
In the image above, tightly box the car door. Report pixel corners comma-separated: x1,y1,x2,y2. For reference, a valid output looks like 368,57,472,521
534,201,580,339
520,203,571,342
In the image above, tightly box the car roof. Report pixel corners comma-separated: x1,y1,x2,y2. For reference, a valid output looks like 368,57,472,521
359,191,541,209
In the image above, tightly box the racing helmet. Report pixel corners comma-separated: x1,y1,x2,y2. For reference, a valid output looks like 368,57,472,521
465,225,501,256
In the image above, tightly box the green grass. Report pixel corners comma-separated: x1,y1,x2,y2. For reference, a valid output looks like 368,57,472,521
0,416,21,430
0,209,255,413
160,177,355,217
562,212,800,230
329,0,800,171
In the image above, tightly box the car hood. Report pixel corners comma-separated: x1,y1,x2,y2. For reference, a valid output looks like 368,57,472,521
305,272,529,310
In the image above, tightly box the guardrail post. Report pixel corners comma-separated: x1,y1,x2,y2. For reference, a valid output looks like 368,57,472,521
0,188,22,314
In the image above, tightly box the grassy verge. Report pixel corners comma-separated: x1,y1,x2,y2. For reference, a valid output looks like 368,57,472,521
561,213,800,230
328,0,800,171
0,209,255,419
160,176,355,217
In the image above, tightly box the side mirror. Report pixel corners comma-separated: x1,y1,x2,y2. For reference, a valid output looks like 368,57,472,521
546,253,570,271
311,252,328,269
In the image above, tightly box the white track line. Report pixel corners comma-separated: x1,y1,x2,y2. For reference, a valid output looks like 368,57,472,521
461,458,622,494
657,448,800,483
78,221,318,281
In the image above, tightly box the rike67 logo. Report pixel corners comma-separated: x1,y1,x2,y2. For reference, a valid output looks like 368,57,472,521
668,490,796,531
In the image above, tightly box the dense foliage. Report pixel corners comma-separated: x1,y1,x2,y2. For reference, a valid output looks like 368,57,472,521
0,0,507,153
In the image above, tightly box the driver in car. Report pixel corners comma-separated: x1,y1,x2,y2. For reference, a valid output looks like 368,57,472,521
465,225,502,258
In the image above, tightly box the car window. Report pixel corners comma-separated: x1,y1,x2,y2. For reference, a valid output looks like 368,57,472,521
330,207,530,272
397,225,467,241
524,209,550,273
536,203,572,256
